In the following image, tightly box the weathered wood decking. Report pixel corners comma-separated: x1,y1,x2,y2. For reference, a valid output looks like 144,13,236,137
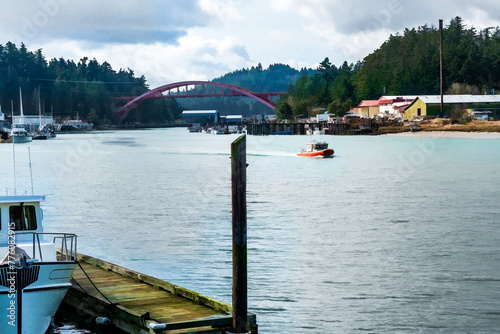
62,253,257,334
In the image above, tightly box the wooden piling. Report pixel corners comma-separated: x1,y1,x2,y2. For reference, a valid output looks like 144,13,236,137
231,134,248,334
439,18,444,118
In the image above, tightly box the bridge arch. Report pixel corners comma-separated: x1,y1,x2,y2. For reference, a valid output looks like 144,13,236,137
114,81,279,120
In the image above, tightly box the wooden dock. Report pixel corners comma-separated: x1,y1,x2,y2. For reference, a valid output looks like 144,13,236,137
62,253,257,334
246,122,349,135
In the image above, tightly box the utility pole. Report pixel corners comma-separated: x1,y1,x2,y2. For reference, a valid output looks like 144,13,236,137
440,19,444,118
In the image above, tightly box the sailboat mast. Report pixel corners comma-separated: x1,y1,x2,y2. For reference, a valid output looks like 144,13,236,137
19,86,24,117
39,87,42,130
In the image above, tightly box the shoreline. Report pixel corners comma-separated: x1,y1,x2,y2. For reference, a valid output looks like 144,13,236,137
384,131,500,139
373,120,500,138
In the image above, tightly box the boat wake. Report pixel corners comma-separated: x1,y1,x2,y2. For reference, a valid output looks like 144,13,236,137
247,152,296,157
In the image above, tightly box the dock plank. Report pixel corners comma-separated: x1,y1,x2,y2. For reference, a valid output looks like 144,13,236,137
73,261,225,322
62,253,257,333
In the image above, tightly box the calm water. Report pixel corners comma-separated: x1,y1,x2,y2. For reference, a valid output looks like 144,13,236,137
1,128,500,333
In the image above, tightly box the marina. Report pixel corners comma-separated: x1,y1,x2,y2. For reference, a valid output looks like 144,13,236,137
2,8,500,333
0,128,499,333
246,122,349,136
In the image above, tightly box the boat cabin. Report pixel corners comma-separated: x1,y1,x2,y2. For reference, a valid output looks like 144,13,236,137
0,196,74,263
0,196,44,235
306,142,329,152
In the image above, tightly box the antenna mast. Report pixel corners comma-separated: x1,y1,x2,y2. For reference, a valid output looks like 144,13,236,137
28,147,34,195
12,139,17,195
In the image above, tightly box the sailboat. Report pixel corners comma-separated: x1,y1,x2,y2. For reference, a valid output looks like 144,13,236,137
32,88,50,140
10,88,33,143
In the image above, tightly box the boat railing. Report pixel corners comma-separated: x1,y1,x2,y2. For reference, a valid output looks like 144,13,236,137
30,232,77,262
38,233,78,261
0,232,77,262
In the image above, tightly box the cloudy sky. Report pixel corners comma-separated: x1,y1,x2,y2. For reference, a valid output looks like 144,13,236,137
1,0,499,88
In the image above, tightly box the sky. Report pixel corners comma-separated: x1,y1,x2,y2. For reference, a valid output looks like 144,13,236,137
1,0,500,88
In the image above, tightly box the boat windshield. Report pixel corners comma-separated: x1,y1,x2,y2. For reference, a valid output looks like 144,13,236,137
9,205,37,231
314,143,328,150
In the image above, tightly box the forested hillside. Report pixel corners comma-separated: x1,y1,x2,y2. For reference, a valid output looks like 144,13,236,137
0,42,182,125
3,16,499,123
276,16,500,119
213,63,312,92
178,63,312,117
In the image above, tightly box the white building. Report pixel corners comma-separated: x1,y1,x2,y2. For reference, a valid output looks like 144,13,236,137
316,113,331,122
378,96,417,116
181,110,219,124
223,115,243,123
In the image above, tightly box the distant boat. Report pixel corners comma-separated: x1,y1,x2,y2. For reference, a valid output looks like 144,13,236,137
32,88,51,140
297,141,334,158
10,125,32,143
58,118,93,131
273,130,293,135
32,132,48,140
211,128,226,135
11,87,33,143
32,125,53,140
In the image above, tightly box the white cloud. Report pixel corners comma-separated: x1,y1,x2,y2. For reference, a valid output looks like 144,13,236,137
2,0,500,88
34,32,253,88
198,0,242,24
462,7,500,30
0,0,205,44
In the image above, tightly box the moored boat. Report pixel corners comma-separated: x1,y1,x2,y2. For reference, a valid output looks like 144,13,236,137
10,88,33,143
0,195,77,334
32,125,53,140
10,126,33,143
297,141,334,158
32,132,48,140
211,128,226,135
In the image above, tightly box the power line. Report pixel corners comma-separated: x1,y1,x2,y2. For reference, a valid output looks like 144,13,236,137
29,78,141,84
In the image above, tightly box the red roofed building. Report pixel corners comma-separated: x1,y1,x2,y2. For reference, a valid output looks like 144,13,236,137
356,100,379,118
354,95,417,118
393,103,412,117
378,96,416,117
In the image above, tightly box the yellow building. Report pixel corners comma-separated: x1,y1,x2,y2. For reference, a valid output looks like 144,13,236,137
356,100,380,118
404,95,500,119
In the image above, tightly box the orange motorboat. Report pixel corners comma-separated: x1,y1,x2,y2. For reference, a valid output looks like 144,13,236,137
297,141,334,158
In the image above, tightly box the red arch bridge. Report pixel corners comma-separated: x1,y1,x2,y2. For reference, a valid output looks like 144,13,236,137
114,81,285,120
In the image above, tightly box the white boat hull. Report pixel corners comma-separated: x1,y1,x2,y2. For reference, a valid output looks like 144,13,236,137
0,262,76,334
11,135,32,144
